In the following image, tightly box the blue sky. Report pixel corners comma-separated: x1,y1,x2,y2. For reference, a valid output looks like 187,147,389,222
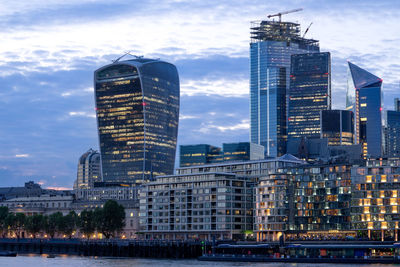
0,0,399,189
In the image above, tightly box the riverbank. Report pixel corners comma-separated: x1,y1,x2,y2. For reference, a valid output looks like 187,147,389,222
0,238,206,258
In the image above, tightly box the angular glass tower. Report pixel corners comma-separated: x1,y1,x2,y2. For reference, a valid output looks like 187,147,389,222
288,52,331,140
250,20,319,157
346,62,382,158
94,58,180,184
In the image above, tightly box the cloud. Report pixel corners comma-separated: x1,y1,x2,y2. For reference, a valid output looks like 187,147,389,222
0,0,399,188
15,154,30,158
68,111,96,118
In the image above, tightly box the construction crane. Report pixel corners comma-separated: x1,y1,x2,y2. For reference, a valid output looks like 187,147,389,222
267,8,303,22
302,22,313,38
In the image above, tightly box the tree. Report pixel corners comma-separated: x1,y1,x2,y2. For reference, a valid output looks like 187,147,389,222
59,211,78,238
6,213,26,239
0,206,9,237
25,214,45,238
44,212,63,238
96,200,125,239
78,210,95,239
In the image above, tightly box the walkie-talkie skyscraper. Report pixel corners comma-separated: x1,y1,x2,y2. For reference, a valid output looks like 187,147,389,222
94,57,180,184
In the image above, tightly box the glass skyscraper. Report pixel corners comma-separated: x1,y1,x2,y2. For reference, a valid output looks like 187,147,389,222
250,20,319,157
94,58,180,184
179,144,222,167
346,62,382,158
384,110,400,157
288,52,331,140
321,110,354,146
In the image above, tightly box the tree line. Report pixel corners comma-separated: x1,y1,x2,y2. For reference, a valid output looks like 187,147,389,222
0,200,125,239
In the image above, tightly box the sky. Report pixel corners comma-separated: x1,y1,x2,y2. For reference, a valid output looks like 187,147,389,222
0,0,399,189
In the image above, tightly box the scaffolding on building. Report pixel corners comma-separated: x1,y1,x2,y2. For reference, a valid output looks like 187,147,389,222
250,20,319,49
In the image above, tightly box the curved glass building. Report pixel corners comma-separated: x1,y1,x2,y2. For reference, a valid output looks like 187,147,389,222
74,148,101,189
94,58,180,184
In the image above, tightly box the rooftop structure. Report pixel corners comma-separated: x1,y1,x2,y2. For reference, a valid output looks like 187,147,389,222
250,21,319,48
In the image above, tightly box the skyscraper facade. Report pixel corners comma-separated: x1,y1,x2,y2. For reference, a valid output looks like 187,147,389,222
395,98,400,112
179,144,222,167
320,110,354,146
94,58,180,184
74,148,101,189
288,52,331,140
250,20,319,157
384,110,400,157
346,62,382,158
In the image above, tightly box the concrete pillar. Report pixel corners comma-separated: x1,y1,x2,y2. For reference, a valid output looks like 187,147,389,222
368,229,371,239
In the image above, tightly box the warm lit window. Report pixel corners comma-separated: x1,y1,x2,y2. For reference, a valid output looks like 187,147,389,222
363,207,370,214
393,206,398,213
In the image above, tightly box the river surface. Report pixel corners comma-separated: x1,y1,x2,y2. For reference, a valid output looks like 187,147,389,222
0,255,395,267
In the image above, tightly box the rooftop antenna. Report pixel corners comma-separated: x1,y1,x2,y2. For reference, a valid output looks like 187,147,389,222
267,8,303,22
112,51,144,63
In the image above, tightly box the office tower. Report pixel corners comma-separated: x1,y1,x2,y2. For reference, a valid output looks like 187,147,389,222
395,98,400,112
179,144,222,167
288,52,331,140
384,110,400,157
223,142,264,162
250,20,319,157
74,148,102,189
94,58,179,184
346,62,382,158
320,110,354,146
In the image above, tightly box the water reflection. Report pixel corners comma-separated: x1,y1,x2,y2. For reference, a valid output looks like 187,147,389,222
0,255,395,267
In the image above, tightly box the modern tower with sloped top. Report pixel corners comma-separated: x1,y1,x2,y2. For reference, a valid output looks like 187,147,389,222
94,57,180,184
346,61,382,158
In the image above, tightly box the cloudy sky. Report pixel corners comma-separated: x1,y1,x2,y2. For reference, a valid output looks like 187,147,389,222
0,0,399,189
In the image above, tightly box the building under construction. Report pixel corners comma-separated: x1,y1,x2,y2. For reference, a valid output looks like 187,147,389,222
250,20,319,49
249,15,320,159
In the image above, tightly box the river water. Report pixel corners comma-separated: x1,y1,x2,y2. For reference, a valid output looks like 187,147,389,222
0,255,395,267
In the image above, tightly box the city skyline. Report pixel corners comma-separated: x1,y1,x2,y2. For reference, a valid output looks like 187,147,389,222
0,0,399,188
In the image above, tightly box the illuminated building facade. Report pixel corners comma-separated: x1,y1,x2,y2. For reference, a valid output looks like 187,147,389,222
255,163,353,241
94,58,179,184
351,158,400,241
180,142,264,167
290,164,352,233
254,171,292,241
74,148,101,189
346,62,382,158
250,20,319,157
288,52,330,140
138,173,252,240
222,142,264,162
321,110,354,146
179,144,222,167
384,110,400,157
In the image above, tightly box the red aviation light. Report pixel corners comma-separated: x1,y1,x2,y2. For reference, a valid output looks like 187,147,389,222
95,107,98,111
142,102,147,106
380,107,383,111
324,72,329,75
